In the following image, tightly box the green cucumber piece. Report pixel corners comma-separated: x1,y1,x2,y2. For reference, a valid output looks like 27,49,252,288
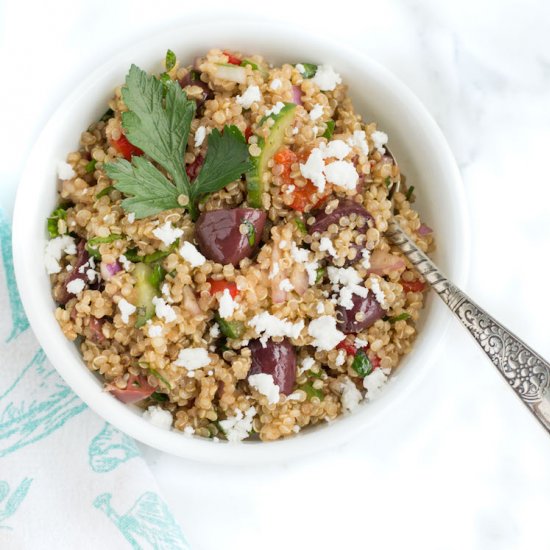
246,102,297,208
134,263,160,328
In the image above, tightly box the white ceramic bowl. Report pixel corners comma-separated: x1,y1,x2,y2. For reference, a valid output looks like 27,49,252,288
13,20,469,464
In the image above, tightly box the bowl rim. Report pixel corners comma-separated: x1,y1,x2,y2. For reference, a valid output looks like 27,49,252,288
12,18,470,464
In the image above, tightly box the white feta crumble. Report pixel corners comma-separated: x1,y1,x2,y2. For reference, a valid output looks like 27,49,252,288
248,373,280,405
152,296,177,323
57,161,76,180
236,85,262,109
174,347,211,370
308,316,345,351
335,349,346,367
209,323,220,338
347,130,370,156
292,126,299,135
249,312,304,344
286,392,302,401
360,248,371,269
299,148,326,192
219,407,256,442
127,212,136,223
324,160,359,190
119,254,132,271
218,288,238,319
265,101,285,117
371,130,388,154
142,406,173,430
363,368,389,400
327,266,362,286
44,235,76,274
268,261,280,280
319,236,337,257
194,125,207,147
320,139,351,160
147,322,163,338
279,278,294,292
152,222,183,247
161,283,171,299
337,286,355,310
117,298,136,324
66,278,85,295
341,378,363,412
316,302,325,314
311,65,342,91
369,275,388,309
295,63,306,74
179,241,206,268
86,268,98,283
290,243,310,264
183,425,195,436
299,356,315,375
304,260,320,286
309,104,324,121
270,78,282,90
355,338,368,348
279,240,287,249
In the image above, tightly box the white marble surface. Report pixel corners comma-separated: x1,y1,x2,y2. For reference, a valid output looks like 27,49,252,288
2,0,550,548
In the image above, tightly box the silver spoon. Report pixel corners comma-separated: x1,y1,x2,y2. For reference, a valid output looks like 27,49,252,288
385,149,550,433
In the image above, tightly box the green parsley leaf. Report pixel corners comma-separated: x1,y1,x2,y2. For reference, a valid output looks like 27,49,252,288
95,185,115,199
385,176,392,188
388,312,411,323
165,49,176,72
405,185,415,201
151,391,169,402
241,59,259,70
242,219,256,246
299,382,324,401
351,349,373,377
215,315,244,339
294,217,307,234
86,233,124,259
322,120,335,139
140,362,172,389
47,207,67,238
148,263,166,289
315,267,326,284
85,159,97,173
296,63,318,78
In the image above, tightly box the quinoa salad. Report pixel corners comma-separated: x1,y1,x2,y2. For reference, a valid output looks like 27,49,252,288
45,49,434,442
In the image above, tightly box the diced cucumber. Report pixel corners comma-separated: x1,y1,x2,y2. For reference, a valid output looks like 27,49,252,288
134,263,160,328
246,103,297,208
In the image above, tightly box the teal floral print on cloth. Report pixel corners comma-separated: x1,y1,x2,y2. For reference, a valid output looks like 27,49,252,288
89,422,140,473
0,349,87,458
0,211,29,342
94,492,190,550
0,478,32,530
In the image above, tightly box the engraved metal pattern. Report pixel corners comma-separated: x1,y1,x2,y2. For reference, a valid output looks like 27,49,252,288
387,219,550,431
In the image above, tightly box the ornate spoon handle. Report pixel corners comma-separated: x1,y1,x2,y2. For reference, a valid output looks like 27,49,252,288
387,219,550,432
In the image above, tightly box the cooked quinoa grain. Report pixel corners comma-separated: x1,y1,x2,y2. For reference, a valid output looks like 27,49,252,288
46,49,434,442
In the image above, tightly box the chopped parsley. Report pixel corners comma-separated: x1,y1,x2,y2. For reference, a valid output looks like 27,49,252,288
242,219,256,246
47,207,67,238
95,185,115,199
388,312,411,323
165,49,176,72
296,63,318,78
315,267,326,284
351,349,373,377
141,362,172,390
294,217,307,234
85,159,97,173
405,185,415,201
86,234,124,259
385,176,391,188
299,382,324,401
322,120,335,139
105,65,250,220
151,391,169,402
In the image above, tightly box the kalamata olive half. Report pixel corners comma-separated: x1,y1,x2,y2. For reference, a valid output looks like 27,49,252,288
178,72,214,110
336,292,385,334
57,239,90,305
248,338,297,395
309,199,373,235
195,208,267,266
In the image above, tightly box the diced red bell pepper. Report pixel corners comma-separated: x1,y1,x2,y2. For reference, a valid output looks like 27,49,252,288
223,50,241,65
207,279,238,298
336,338,358,356
107,374,155,404
400,279,426,293
244,126,253,143
274,147,298,185
111,134,143,161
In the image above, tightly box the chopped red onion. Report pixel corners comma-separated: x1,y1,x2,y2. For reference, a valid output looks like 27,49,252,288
100,260,122,280
418,224,433,236
291,85,303,106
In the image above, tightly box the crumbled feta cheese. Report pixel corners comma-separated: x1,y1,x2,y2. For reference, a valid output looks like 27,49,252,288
279,278,294,292
341,378,363,412
327,266,362,286
161,283,171,299
320,140,351,160
369,275,388,309
249,312,304,345
279,240,287,249
316,302,325,314
147,322,163,337
308,316,345,351
142,406,173,430
299,148,326,192
44,235,76,274
292,127,299,135
152,296,177,323
209,323,220,338
270,78,282,90
311,65,342,91
57,161,75,180
236,85,262,109
194,125,206,148
265,101,285,117
348,130,370,156
287,393,301,401
361,248,371,269
304,260,320,285
183,425,195,435
66,278,85,295
248,373,280,404
309,104,324,121
152,222,183,247
335,349,346,367
295,63,306,74
179,241,206,268
219,288,238,319
299,356,315,375
174,347,211,370
117,298,136,324
319,237,337,257
355,337,368,348
324,160,359,190
119,254,132,271
337,286,355,310
219,407,256,442
86,269,98,283
286,184,295,194
371,130,388,154
127,212,135,223
268,261,280,280
290,243,310,264
363,368,389,400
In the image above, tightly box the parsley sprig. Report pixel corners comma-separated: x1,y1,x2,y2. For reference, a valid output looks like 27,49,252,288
105,64,251,220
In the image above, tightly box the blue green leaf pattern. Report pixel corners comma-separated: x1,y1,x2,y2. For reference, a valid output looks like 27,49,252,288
89,422,140,473
0,478,32,530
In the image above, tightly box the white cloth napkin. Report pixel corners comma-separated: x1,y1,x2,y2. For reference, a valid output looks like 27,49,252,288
0,210,190,550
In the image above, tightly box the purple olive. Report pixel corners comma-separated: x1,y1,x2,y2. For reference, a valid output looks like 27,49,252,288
248,338,297,395
178,72,213,110
195,208,267,266
57,240,89,305
336,293,385,334
309,199,373,235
